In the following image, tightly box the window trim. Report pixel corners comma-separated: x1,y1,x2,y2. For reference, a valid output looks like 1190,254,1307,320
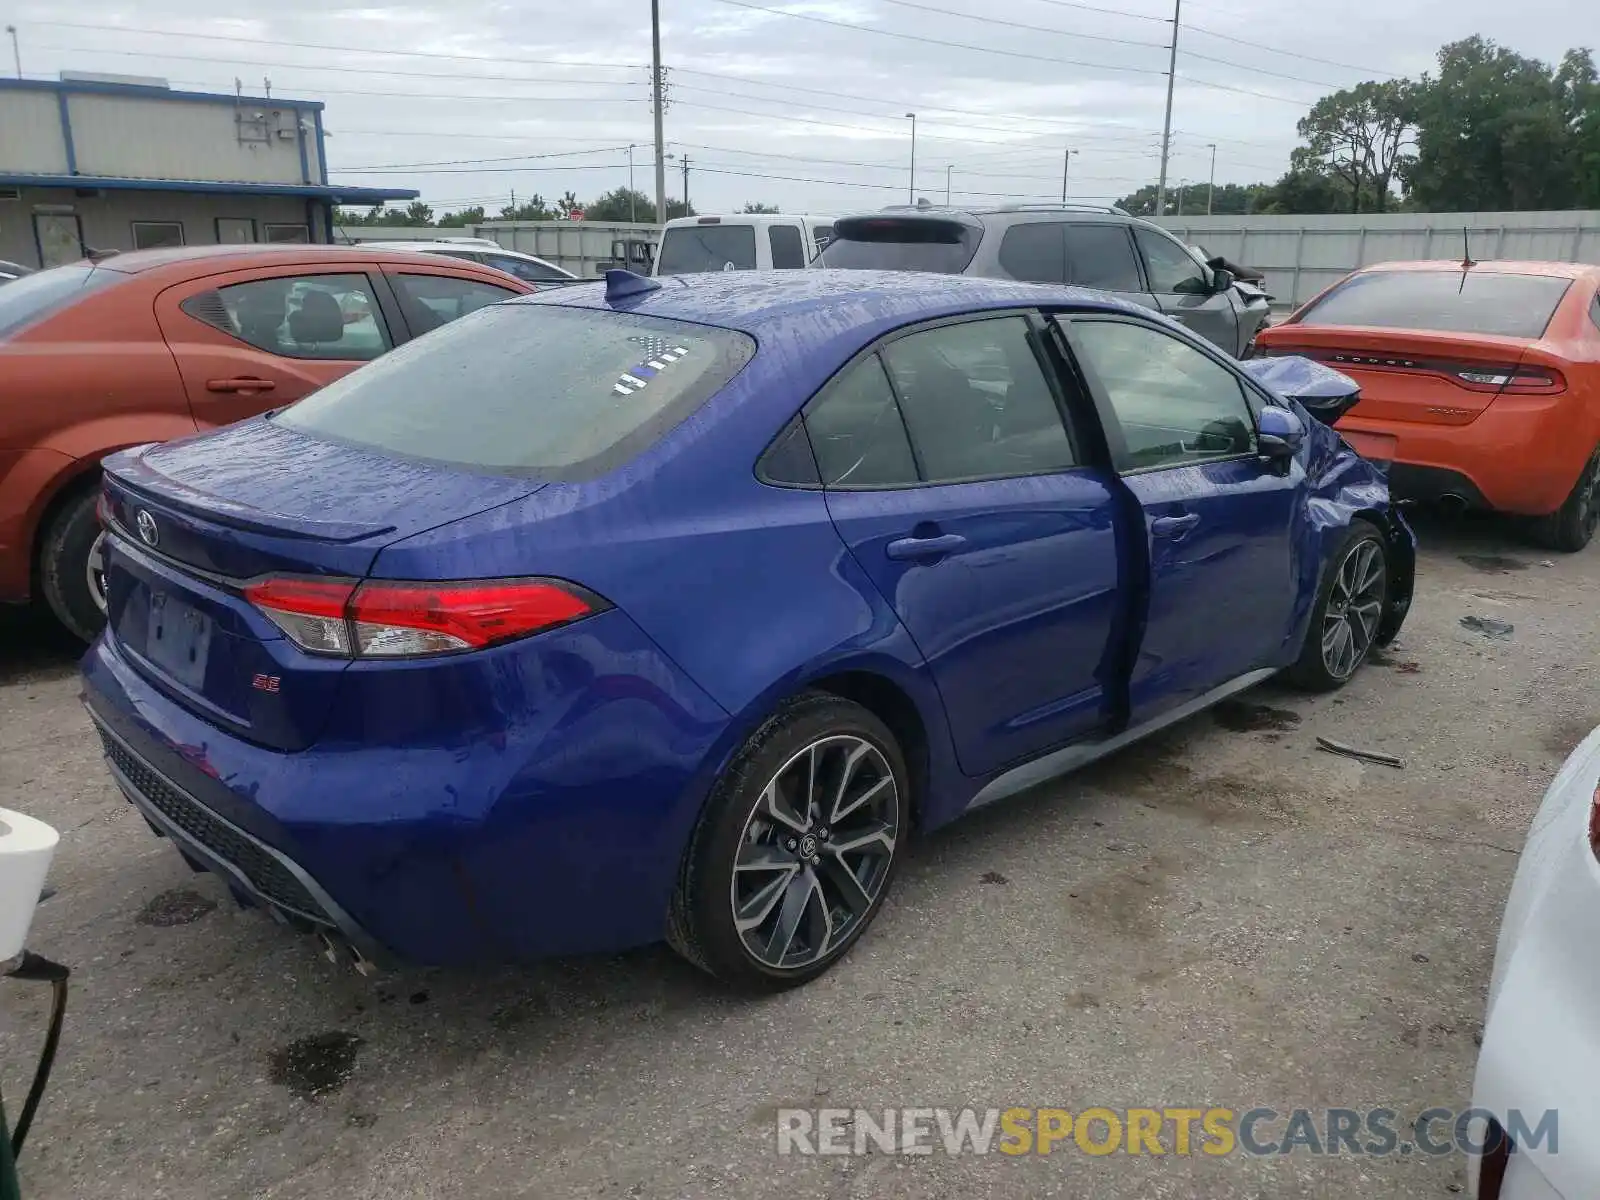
1056,312,1264,476
131,220,185,251
760,308,1092,493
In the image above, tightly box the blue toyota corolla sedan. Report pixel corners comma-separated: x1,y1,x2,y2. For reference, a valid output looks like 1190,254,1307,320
82,269,1414,989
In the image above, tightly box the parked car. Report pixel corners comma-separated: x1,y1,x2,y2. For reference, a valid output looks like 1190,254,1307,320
1469,722,1600,1200
0,244,532,642
816,203,1268,358
655,214,830,274
0,259,33,283
83,269,1413,989
357,239,579,287
1254,260,1600,551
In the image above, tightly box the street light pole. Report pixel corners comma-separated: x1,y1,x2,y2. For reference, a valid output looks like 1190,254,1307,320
650,0,667,224
1206,142,1216,215
1155,0,1181,216
946,164,953,205
1061,148,1076,202
628,144,637,223
5,26,19,79
905,113,917,204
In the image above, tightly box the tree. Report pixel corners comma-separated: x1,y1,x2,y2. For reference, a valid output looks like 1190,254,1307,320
401,200,435,226
584,188,655,222
741,201,781,213
1295,80,1416,213
1114,181,1271,216
555,191,582,219
437,205,485,228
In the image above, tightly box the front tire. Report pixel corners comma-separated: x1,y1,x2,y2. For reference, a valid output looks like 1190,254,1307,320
1285,519,1388,692
667,693,907,990
37,488,107,644
1530,444,1600,553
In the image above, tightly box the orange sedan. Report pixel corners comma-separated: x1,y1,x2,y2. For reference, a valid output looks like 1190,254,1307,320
0,245,533,640
1255,260,1600,550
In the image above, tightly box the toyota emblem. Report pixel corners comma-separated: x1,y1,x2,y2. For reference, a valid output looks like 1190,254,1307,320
135,509,159,547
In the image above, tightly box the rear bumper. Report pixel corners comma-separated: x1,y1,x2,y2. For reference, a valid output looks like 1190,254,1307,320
1337,396,1590,516
81,607,734,965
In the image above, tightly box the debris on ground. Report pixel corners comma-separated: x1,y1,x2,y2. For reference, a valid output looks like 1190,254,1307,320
1396,661,1422,673
1316,736,1404,769
1460,615,1514,640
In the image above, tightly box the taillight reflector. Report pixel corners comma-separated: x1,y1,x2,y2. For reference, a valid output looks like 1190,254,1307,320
242,576,600,659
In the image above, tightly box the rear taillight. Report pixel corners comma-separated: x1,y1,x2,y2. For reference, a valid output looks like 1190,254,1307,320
1453,365,1566,394
243,576,602,659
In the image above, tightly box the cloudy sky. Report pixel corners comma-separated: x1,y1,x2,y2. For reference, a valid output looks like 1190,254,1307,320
4,0,1591,218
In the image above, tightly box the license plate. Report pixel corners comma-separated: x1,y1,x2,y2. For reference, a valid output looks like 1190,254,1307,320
147,592,213,689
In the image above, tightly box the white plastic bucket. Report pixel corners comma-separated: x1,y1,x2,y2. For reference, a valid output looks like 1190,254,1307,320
0,807,59,960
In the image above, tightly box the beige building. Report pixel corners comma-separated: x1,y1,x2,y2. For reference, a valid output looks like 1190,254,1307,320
0,74,416,269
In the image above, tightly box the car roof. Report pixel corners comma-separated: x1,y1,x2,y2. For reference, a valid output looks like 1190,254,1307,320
662,214,814,228
1359,259,1600,282
93,243,458,275
520,268,1146,336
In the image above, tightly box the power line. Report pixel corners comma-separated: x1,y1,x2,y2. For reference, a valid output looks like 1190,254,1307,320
339,145,633,171
1183,22,1400,77
867,0,1167,50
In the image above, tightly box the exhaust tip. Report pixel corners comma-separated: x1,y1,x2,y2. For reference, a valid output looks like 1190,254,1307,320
1438,493,1469,515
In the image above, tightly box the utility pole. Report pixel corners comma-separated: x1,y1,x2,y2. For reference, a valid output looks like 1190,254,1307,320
651,0,667,224
1061,148,1076,202
5,26,19,79
945,164,953,205
681,155,690,210
1176,179,1187,215
1155,0,1181,217
905,113,917,204
1206,143,1217,215
628,144,637,222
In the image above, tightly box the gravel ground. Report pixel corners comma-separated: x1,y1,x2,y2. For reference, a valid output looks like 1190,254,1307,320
2,510,1594,1199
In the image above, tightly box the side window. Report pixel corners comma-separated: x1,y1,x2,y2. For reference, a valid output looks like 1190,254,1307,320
757,415,821,486
769,225,806,270
997,222,1066,284
483,253,558,282
804,355,918,488
185,272,391,361
1135,227,1209,295
1069,319,1255,471
881,317,1076,482
1061,224,1142,292
390,273,518,335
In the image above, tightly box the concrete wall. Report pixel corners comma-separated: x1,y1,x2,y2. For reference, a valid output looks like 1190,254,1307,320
1153,210,1600,308
1,188,324,268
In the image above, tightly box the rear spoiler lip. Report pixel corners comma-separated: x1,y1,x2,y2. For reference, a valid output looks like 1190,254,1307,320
102,447,397,544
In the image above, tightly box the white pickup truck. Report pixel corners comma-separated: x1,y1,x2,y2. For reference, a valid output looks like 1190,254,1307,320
654,214,835,275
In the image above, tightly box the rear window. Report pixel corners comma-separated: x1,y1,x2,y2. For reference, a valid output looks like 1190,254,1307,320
657,225,758,274
0,264,116,337
1297,270,1574,339
818,218,981,274
276,304,754,477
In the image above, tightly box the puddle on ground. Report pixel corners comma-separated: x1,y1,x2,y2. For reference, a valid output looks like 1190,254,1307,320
269,1031,364,1101
1212,700,1302,733
1459,554,1528,574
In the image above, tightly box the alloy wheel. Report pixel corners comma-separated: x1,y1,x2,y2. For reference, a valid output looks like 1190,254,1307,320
1581,455,1600,541
1321,539,1386,681
730,734,899,971
86,531,109,615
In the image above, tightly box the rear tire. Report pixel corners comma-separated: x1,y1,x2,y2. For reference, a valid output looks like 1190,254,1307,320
1529,444,1600,553
667,692,907,991
1285,519,1387,692
37,487,106,644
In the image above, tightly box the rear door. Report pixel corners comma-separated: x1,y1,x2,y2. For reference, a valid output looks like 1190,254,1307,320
1058,314,1300,720
1133,226,1242,355
997,220,1158,315
813,312,1126,776
155,264,394,429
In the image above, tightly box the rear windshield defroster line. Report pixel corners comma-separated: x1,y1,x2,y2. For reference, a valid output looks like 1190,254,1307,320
1296,270,1574,340
277,304,756,479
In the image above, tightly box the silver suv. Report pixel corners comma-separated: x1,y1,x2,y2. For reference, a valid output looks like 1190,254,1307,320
816,203,1267,358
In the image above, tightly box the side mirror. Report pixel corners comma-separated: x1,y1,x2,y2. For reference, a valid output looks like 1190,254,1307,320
1258,405,1305,461
1211,267,1235,293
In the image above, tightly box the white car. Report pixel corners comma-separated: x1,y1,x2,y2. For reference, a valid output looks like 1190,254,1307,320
654,214,833,275
357,240,578,287
1471,724,1600,1198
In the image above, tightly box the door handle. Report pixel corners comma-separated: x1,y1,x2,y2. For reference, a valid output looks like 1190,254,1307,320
886,533,968,561
1151,513,1200,540
206,377,277,393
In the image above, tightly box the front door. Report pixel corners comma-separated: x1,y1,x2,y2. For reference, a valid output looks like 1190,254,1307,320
1133,226,1243,356
1061,315,1300,719
809,314,1125,777
154,266,394,428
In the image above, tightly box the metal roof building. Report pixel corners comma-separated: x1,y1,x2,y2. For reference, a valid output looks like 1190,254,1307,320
0,75,417,268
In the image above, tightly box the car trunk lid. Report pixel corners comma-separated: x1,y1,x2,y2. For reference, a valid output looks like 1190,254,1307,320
101,417,541,750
